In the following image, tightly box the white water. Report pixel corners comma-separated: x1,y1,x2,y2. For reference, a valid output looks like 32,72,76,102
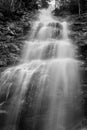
0,8,83,130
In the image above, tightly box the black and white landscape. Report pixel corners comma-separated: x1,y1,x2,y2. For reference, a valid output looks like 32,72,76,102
0,0,87,130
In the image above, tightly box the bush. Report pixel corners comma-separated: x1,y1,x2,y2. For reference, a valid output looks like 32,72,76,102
0,0,20,14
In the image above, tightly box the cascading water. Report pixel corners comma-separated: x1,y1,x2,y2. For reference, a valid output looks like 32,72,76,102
0,8,83,130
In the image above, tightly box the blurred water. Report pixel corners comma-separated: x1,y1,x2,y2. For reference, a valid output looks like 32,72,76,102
0,8,83,130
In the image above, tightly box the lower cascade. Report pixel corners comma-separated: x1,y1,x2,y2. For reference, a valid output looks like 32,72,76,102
0,9,83,130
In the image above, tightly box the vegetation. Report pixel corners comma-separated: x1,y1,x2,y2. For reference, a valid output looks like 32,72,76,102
0,0,39,67
54,0,87,16
0,0,87,67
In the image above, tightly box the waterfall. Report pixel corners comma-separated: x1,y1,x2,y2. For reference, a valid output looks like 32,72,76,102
0,9,83,130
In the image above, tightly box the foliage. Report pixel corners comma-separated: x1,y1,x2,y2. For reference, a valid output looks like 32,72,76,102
80,0,87,14
0,0,51,16
68,0,87,15
0,0,39,17
0,10,37,67
21,0,38,10
0,0,40,67
54,0,87,16
0,0,21,14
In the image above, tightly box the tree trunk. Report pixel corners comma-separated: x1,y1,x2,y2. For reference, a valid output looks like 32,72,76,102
78,0,81,17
